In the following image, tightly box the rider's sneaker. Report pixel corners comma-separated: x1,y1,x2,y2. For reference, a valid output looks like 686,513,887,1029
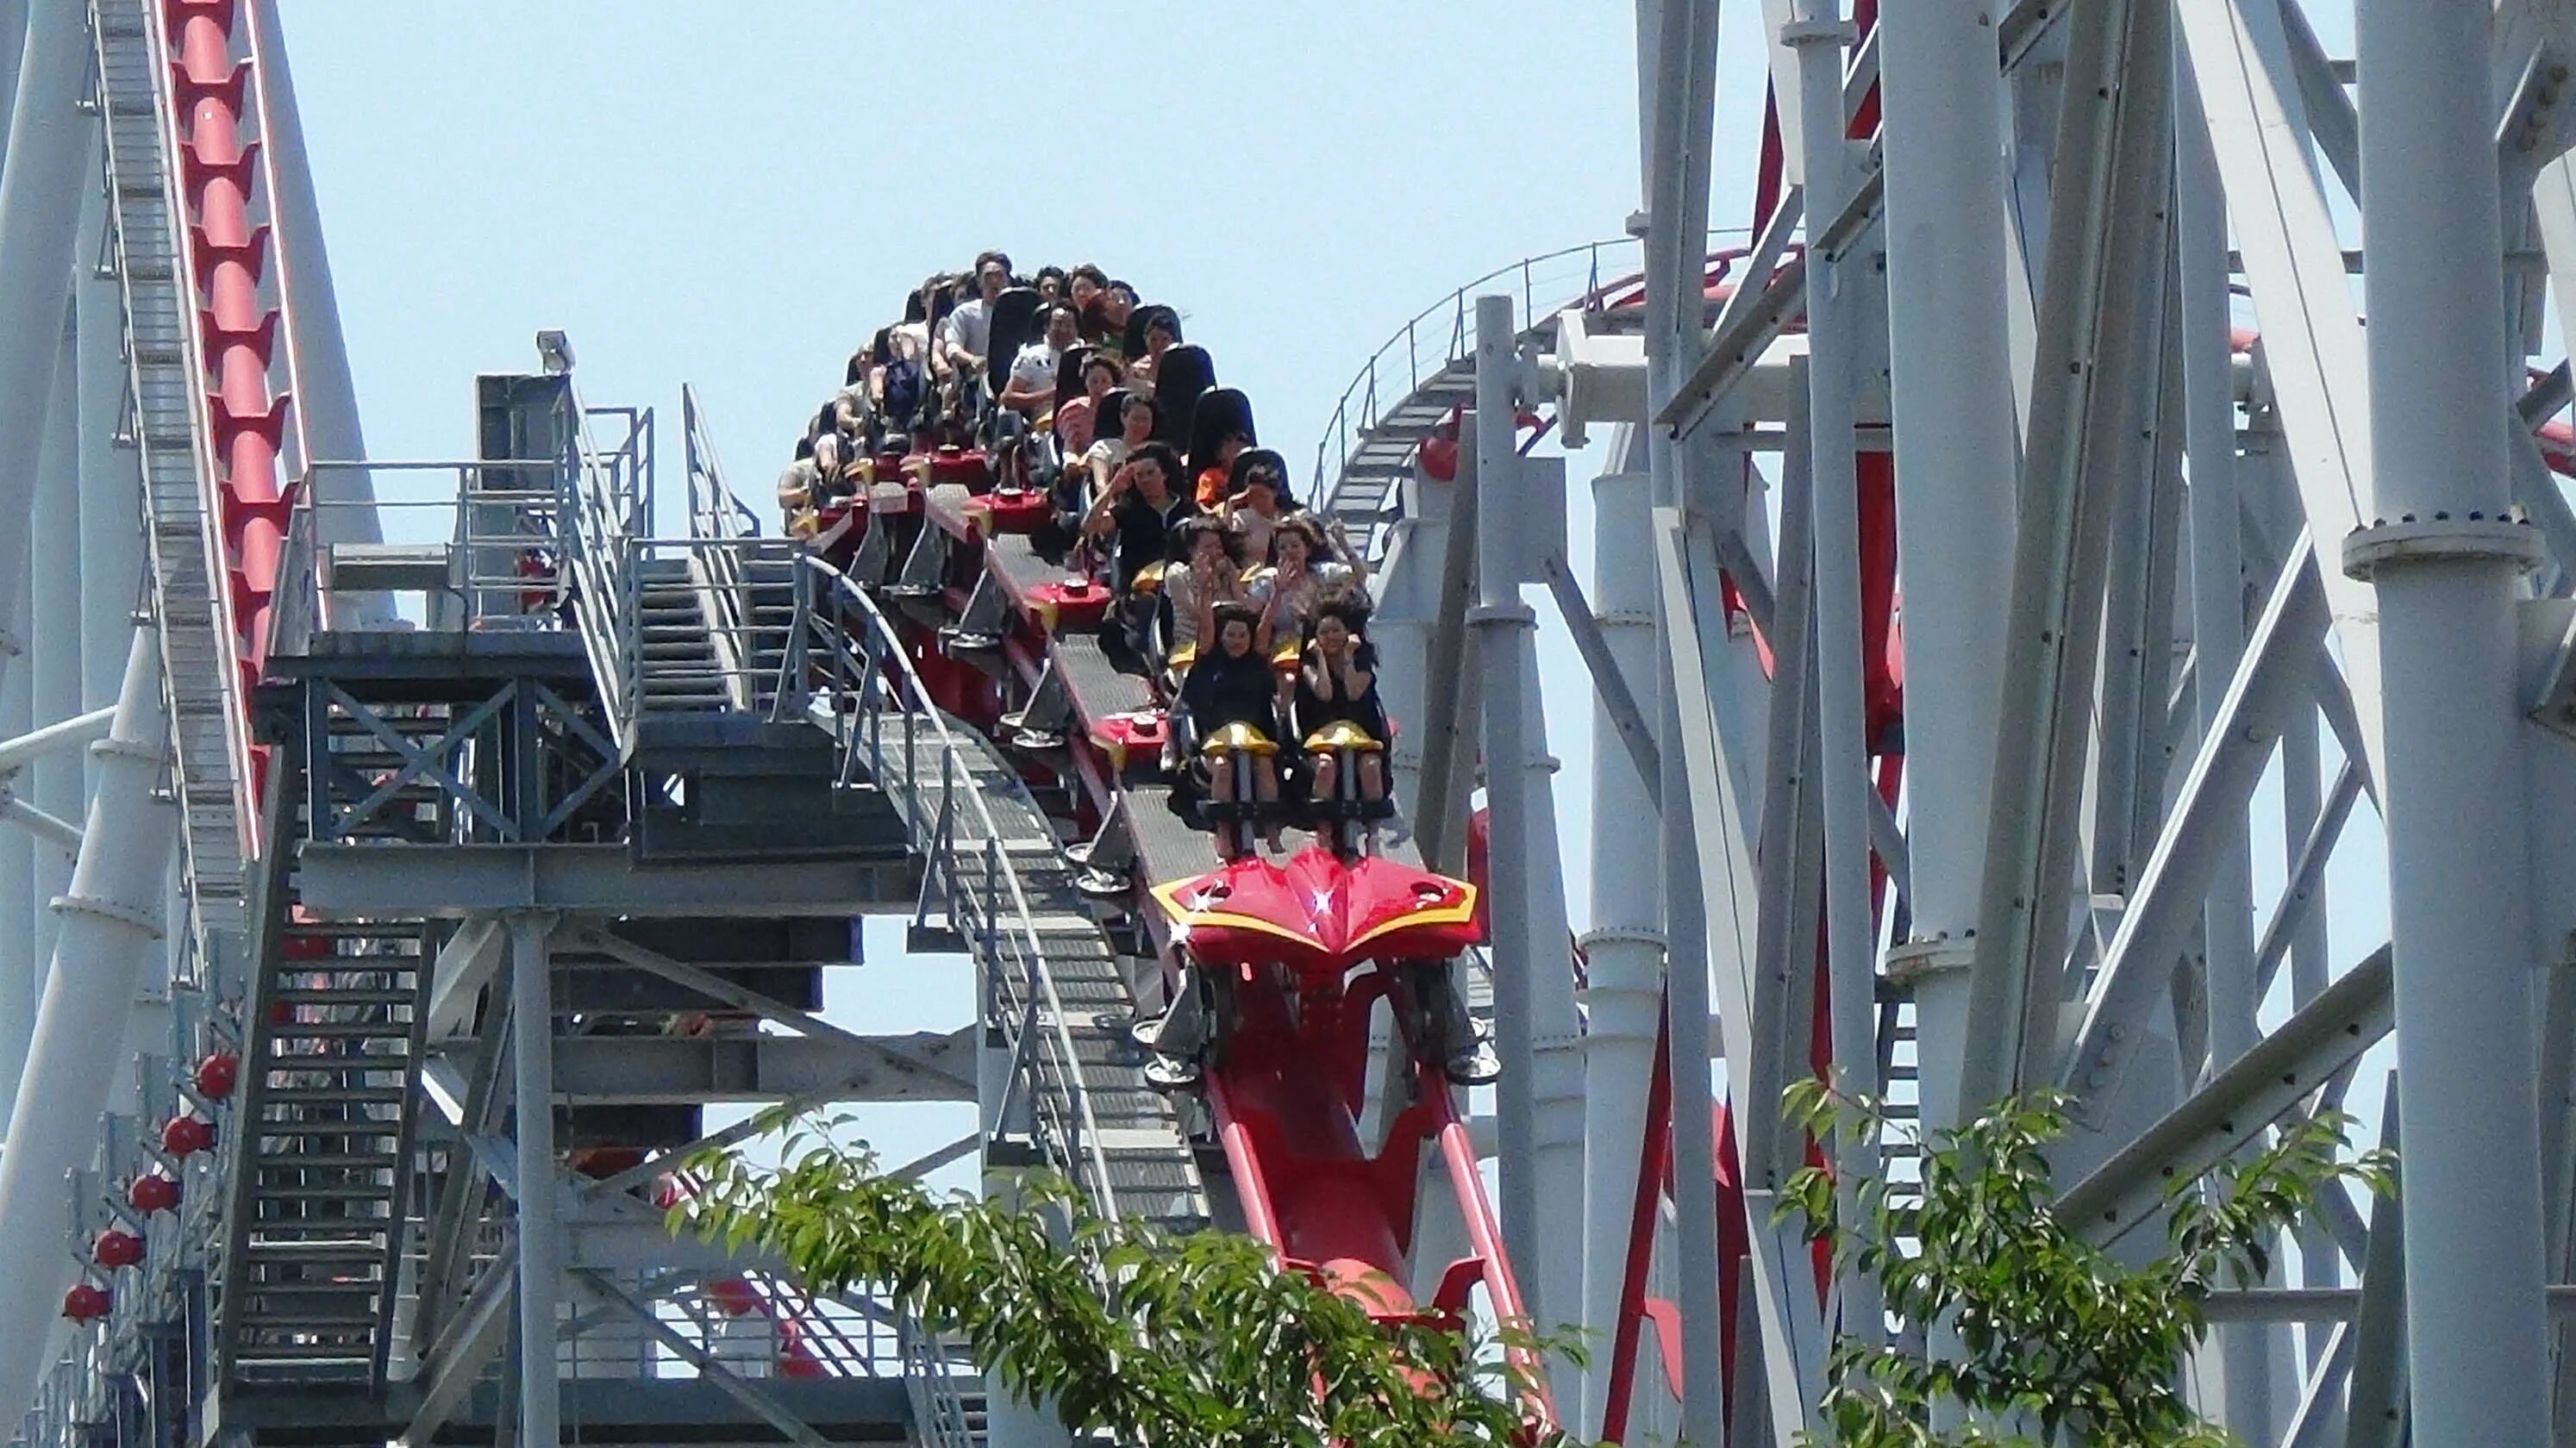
1075,864,1129,898
1442,1039,1502,1086
1143,1055,1203,1091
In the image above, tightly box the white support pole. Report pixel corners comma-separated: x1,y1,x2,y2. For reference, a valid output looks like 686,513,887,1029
0,3,29,159
0,705,111,777
0,559,27,1120
2175,46,2274,1440
0,0,97,691
2281,704,2335,1370
0,628,173,1432
2355,3,2552,1442
1874,0,2017,1137
510,911,562,1448
1471,293,1546,1323
76,131,141,752
1639,0,1725,1439
1579,461,1664,1435
1783,0,1883,1343
29,313,78,994
1512,596,1587,1412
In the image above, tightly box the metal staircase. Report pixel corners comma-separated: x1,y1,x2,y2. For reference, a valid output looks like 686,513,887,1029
92,0,250,939
635,557,730,715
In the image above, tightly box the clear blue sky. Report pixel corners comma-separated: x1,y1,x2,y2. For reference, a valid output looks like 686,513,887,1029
271,3,2392,1186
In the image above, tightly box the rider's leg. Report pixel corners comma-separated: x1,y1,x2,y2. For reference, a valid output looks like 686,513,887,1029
1359,752,1385,802
1310,750,1339,805
1137,957,1210,1089
1413,958,1499,1084
1209,758,1242,859
1254,757,1284,852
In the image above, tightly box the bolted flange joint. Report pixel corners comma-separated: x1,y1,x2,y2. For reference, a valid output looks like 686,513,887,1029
1779,16,1860,46
2340,508,2546,581
1882,933,1976,986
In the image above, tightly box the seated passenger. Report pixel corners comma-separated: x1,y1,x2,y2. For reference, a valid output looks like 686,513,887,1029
1250,515,1365,657
1126,306,1182,396
776,435,822,535
1085,393,1157,505
1055,353,1124,455
1221,448,1295,561
1000,303,1079,418
1081,439,1191,593
1291,596,1391,824
1164,516,1247,660
1033,264,1066,305
1178,603,1285,856
1066,262,1109,315
936,251,1010,388
1192,428,1251,510
1093,282,1138,361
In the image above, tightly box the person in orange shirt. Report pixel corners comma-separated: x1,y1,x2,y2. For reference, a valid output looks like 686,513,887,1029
1193,428,1250,509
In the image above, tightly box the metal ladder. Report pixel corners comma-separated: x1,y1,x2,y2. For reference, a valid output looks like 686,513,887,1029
91,0,248,939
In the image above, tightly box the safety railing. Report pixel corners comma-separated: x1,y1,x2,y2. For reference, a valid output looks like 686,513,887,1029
1306,237,1646,517
900,1317,984,1448
559,400,653,751
780,553,1124,1220
678,387,772,708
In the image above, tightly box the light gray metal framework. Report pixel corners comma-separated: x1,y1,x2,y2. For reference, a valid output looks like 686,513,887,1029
11,3,2576,1448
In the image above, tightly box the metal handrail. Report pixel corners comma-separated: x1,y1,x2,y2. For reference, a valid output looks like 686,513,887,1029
1304,232,1748,551
679,386,769,707
559,398,651,749
787,552,1125,1219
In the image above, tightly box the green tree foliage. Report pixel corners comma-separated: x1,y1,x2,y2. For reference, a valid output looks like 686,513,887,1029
1777,1082,2394,1448
672,1120,1570,1448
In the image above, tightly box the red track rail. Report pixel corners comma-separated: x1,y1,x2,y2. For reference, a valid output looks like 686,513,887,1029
165,0,297,821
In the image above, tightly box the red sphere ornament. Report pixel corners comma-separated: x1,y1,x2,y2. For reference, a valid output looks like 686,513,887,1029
160,1115,215,1158
61,1284,109,1321
128,1173,180,1214
92,1228,144,1270
194,1050,240,1102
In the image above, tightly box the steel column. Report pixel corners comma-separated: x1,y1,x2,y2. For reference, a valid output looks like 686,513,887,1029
0,558,26,1118
1639,0,1727,1439
0,0,93,689
29,311,78,994
0,628,172,1432
2175,41,2274,1439
1471,293,1544,1324
2355,2,2552,1439
75,132,141,742
1781,3,1883,1348
1873,0,2016,1137
1580,463,1664,1437
510,910,563,1448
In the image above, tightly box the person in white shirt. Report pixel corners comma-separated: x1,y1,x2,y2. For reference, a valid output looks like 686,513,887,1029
936,250,1011,379
1085,392,1157,503
999,304,1079,416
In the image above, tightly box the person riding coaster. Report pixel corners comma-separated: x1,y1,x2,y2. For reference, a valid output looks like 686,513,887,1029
1173,603,1286,858
1291,596,1397,851
1158,515,1247,691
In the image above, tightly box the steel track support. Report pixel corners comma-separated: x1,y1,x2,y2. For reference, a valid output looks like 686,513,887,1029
1779,4,1884,1351
2355,2,2552,1437
1874,0,2018,1146
0,0,92,692
509,909,563,1448
30,315,78,996
1579,455,1665,1437
74,123,136,746
1961,0,2176,1111
0,559,26,1114
2176,39,2279,1435
0,629,172,1431
1639,0,1728,1438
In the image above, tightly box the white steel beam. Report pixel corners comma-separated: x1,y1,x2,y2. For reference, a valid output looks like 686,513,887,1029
2172,0,2385,783
1961,0,2176,1111
510,910,563,1448
0,560,25,1119
0,629,173,1432
1874,0,2017,1144
0,0,92,686
0,703,112,774
2356,0,2553,1437
1781,6,1883,1349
